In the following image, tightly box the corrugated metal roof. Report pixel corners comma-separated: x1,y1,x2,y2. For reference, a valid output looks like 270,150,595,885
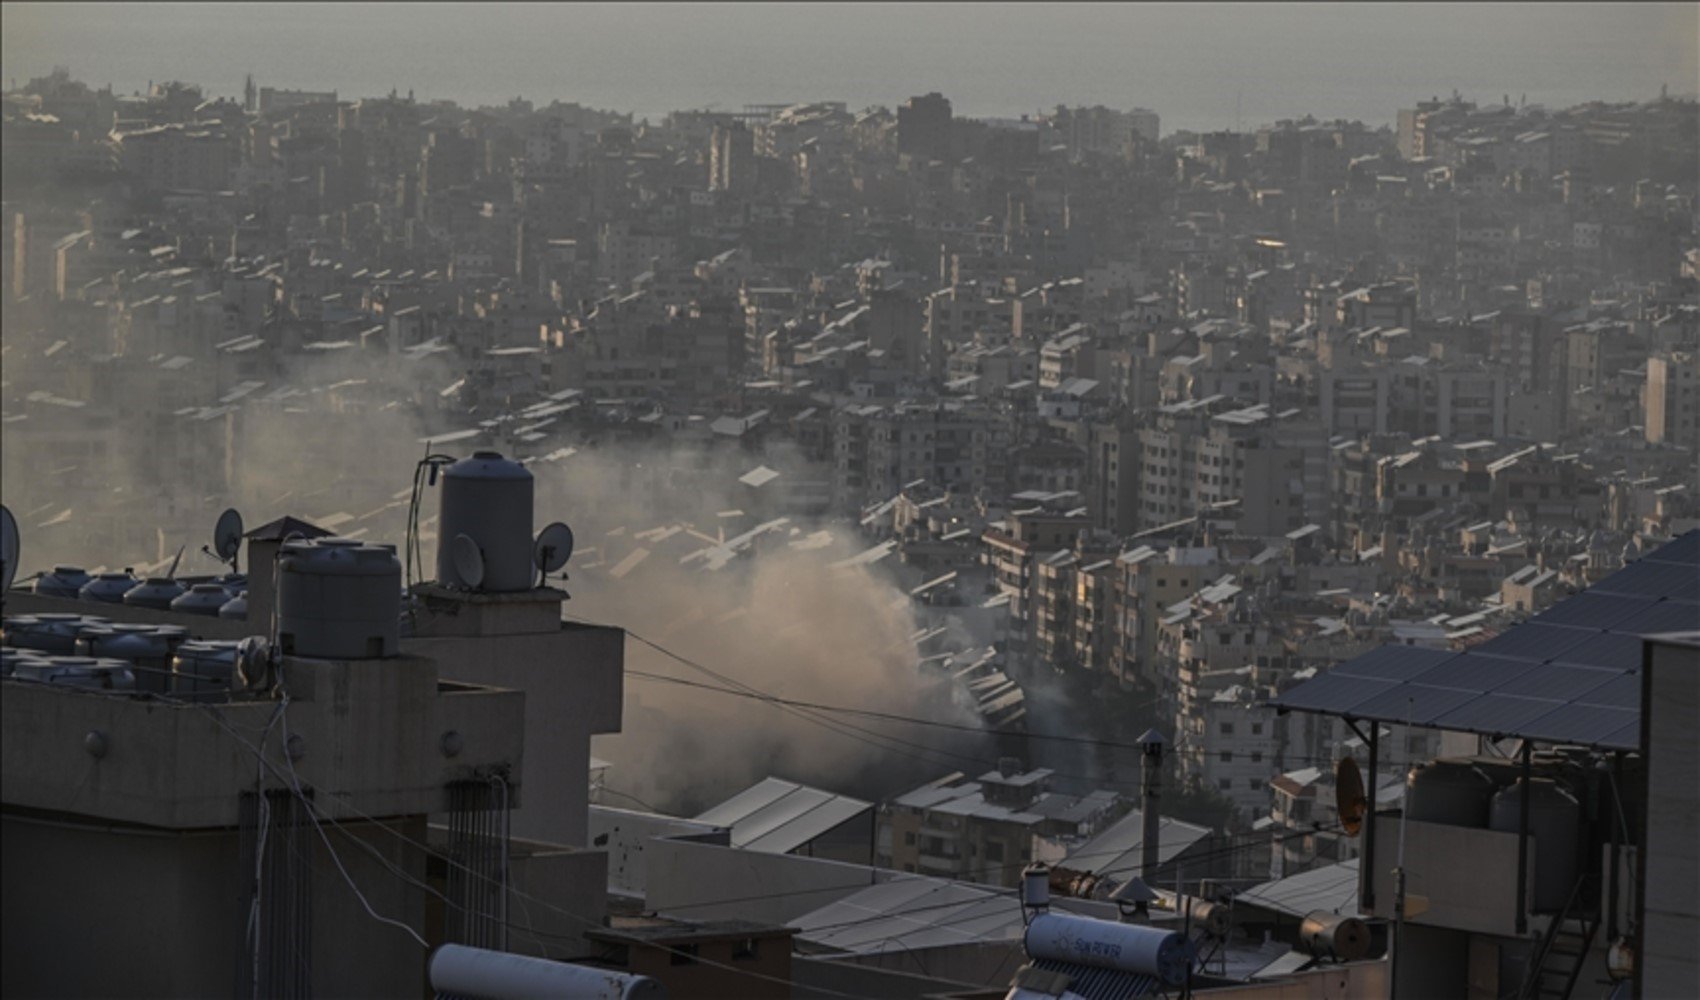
1271,531,1700,750
1237,859,1361,918
692,777,871,855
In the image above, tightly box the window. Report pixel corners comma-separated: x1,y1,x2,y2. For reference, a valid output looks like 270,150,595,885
1250,752,1263,763
985,841,1005,863
1219,722,1235,736
1250,779,1265,791
1220,751,1234,763
1251,723,1263,735
733,939,760,961
903,831,916,846
1218,779,1233,791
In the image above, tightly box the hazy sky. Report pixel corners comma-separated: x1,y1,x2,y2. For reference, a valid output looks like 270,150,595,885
2,2,1695,132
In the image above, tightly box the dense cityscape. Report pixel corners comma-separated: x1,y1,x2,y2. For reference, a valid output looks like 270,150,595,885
2,8,1697,998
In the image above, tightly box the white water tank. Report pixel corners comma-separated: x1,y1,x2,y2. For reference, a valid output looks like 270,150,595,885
1024,912,1193,986
79,571,138,603
172,583,234,616
277,538,401,659
436,451,534,592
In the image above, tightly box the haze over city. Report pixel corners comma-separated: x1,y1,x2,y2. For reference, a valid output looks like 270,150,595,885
2,3,1697,999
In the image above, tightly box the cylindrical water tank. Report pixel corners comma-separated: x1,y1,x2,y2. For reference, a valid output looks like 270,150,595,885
2,648,50,677
1299,911,1371,961
436,451,534,592
75,623,185,694
214,573,248,597
173,640,242,696
278,538,401,659
1024,912,1193,986
171,583,233,616
35,565,91,598
219,591,249,620
16,655,135,691
2,613,109,654
1490,777,1581,913
1406,760,1497,827
428,944,665,1000
123,578,185,610
79,571,139,603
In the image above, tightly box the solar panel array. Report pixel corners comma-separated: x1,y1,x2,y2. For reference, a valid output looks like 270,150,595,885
1272,531,1699,750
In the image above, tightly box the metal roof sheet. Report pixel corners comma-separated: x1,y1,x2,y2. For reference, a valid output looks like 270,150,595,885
692,777,871,855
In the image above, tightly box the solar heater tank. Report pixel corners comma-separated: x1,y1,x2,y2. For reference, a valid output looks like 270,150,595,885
79,571,139,603
436,451,534,591
277,538,400,659
1023,912,1194,986
1406,759,1496,827
172,583,234,616
1490,777,1580,912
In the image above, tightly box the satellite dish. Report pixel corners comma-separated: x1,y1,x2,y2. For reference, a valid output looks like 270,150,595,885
213,508,244,566
1336,756,1366,838
534,522,575,574
0,504,19,594
451,534,485,590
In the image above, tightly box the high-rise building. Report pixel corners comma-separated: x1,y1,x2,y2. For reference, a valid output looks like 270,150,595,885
897,92,952,162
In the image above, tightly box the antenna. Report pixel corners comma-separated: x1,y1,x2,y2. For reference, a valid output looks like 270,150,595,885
213,508,244,571
533,522,574,586
451,534,485,590
1335,755,1366,837
0,504,19,597
165,544,186,580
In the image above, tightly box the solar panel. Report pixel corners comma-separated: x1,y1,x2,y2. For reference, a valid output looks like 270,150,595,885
1475,622,1602,662
1275,672,1396,713
1332,644,1453,680
1609,600,1700,637
1346,683,1483,726
1416,652,1540,692
1529,592,1648,630
1554,631,1651,670
1491,663,1620,701
1519,704,1639,748
1268,530,1698,750
1590,558,1699,601
1431,693,1568,735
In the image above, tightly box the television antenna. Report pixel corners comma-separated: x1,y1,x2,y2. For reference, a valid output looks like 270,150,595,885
204,507,244,573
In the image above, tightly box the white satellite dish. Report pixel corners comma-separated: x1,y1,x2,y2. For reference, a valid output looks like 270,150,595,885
534,522,575,577
0,504,19,595
451,534,485,590
214,508,244,568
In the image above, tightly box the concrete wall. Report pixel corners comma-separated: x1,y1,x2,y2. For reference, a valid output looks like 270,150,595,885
589,804,728,896
407,613,624,849
1367,815,1532,937
645,838,887,924
1,656,524,828
2,811,429,999
1641,635,1699,1000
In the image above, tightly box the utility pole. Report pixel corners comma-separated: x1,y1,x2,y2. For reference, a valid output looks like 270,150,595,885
1139,729,1166,883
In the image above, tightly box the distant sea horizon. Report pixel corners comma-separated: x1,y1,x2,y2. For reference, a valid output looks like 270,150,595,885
2,2,1695,135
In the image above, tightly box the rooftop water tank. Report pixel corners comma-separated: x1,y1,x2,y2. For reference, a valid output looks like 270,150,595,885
1023,912,1194,986
278,538,401,659
1406,760,1496,828
16,655,135,691
35,565,91,598
123,578,185,610
3,613,110,654
79,571,139,603
75,623,186,694
214,573,248,597
436,451,534,592
2,648,49,677
1299,911,1371,961
172,583,233,616
173,640,242,696
1490,777,1581,913
219,591,248,620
